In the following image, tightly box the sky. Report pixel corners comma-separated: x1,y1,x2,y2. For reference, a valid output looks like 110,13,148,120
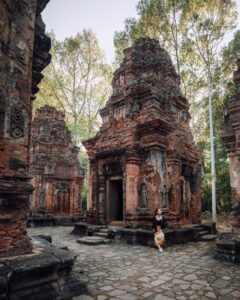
42,0,139,64
42,0,240,65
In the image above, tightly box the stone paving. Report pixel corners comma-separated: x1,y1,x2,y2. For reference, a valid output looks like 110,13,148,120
28,227,240,300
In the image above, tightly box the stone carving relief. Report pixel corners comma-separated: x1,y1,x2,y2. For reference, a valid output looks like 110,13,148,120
179,178,191,217
17,0,32,16
126,101,140,116
138,182,148,209
10,104,25,138
119,73,125,86
149,149,165,180
103,161,123,175
129,176,135,195
53,187,70,214
229,158,240,190
159,185,169,209
39,188,45,208
42,124,50,132
38,152,51,162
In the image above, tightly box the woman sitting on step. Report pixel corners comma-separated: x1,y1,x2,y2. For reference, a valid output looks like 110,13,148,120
152,208,165,253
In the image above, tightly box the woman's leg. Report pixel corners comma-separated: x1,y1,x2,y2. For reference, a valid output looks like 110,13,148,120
154,236,164,252
158,240,165,246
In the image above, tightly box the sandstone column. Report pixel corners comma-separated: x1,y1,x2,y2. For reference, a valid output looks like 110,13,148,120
125,154,141,214
98,174,106,224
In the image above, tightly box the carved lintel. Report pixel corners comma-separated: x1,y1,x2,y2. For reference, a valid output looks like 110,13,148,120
102,160,123,176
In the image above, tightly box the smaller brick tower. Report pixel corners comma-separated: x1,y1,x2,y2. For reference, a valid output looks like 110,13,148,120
30,105,84,217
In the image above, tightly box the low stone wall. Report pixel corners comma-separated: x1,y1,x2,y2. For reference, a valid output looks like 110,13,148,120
118,224,215,247
0,237,86,300
215,235,240,263
27,216,84,227
71,223,216,247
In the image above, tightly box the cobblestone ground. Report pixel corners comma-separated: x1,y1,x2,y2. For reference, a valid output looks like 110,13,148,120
28,227,240,300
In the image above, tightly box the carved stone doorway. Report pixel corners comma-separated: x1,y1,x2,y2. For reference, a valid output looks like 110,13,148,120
54,189,70,215
108,179,123,221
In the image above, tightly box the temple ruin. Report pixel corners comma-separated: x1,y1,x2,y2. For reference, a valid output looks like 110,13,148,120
0,3,86,299
83,38,201,227
222,58,240,234
30,105,84,217
0,0,51,257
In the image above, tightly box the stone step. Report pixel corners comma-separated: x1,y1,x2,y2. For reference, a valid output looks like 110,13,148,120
94,232,108,238
77,236,112,245
198,230,210,236
108,221,124,227
200,234,218,241
99,228,109,233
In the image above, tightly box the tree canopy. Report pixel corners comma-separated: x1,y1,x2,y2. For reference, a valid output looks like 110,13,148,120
35,29,113,144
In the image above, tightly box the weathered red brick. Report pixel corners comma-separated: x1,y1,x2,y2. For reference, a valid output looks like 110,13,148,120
222,58,240,234
83,38,201,227
30,105,84,216
0,0,50,257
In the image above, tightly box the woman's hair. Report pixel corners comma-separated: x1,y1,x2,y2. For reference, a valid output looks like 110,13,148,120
155,208,161,215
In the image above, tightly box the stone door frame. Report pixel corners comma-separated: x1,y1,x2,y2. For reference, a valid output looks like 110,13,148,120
106,175,124,223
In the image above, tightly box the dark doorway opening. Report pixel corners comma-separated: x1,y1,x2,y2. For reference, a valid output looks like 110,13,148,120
109,179,123,221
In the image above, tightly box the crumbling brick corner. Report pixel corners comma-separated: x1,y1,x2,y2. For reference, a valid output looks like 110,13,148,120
222,58,240,234
0,0,51,256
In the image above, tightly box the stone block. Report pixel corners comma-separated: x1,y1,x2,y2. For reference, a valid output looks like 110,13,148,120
0,238,84,299
215,239,236,262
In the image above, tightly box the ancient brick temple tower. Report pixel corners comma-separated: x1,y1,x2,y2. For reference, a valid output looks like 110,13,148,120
30,105,84,216
222,58,240,234
83,38,201,227
0,0,51,256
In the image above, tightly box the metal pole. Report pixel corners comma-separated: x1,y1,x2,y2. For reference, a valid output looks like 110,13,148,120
208,73,217,223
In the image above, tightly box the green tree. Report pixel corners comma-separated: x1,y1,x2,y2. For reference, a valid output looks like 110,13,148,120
114,0,189,75
35,30,112,144
221,30,240,95
184,0,237,218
